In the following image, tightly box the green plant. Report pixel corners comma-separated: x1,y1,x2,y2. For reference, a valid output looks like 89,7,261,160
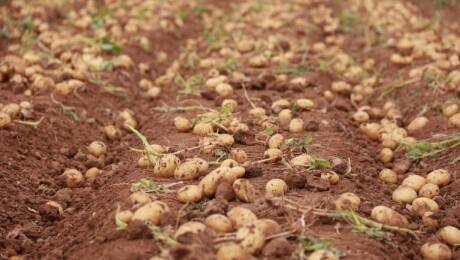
145,221,177,246
115,206,128,230
51,94,80,122
175,74,206,95
130,178,170,193
192,5,210,15
94,37,122,54
402,135,460,160
276,62,309,76
296,236,345,259
287,135,313,153
340,11,355,32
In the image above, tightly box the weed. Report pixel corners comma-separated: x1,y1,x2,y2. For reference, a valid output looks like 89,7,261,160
276,62,309,76
0,28,11,38
145,221,177,246
295,236,345,259
115,205,128,230
127,125,162,161
340,11,356,32
402,134,460,160
50,94,80,122
287,135,313,153
94,37,122,54
18,16,34,31
219,57,240,72
192,5,210,15
90,74,127,98
175,74,206,95
130,178,170,193
257,127,275,137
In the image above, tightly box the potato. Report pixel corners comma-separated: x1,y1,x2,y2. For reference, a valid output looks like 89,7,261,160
422,212,438,227
371,205,409,228
268,134,284,148
1,103,20,118
402,174,426,191
62,169,84,188
176,185,203,203
46,201,64,216
379,168,398,184
249,107,266,118
426,169,451,186
360,123,381,140
222,99,238,111
221,159,239,168
411,197,439,216
321,171,340,184
116,210,133,223
199,167,230,197
308,250,338,260
217,243,249,260
0,112,12,128
104,125,119,140
228,166,246,180
216,134,235,146
264,148,283,160
129,191,152,205
174,116,192,132
191,158,209,174
174,160,201,180
291,154,314,166
334,192,361,211
379,148,394,163
442,103,459,117
420,242,452,260
296,98,315,110
353,110,369,123
132,201,169,224
438,226,460,246
175,221,206,237
215,83,234,98
265,178,288,197
85,167,100,180
392,186,417,203
88,141,107,157
449,113,460,129
419,183,440,199
271,99,291,113
153,154,180,177
254,218,281,236
407,116,428,133
278,109,293,122
233,179,256,203
289,118,304,133
205,214,233,233
236,224,266,254
227,207,258,229
193,122,214,136
138,156,151,168
230,149,248,163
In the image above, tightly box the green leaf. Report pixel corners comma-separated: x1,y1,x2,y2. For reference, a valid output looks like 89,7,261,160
130,178,169,193
96,37,122,54
115,206,128,230
0,28,11,38
18,16,34,31
258,127,274,137
192,5,210,15
300,236,332,251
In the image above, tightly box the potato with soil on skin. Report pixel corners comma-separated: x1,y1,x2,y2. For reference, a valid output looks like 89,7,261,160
199,166,230,197
137,156,151,168
449,113,460,129
265,178,288,197
103,125,119,140
233,179,256,203
174,116,192,132
132,201,169,225
193,122,214,136
62,169,84,188
230,148,248,163
46,201,64,216
217,243,249,260
407,116,429,133
426,169,451,186
153,154,180,177
321,171,340,184
215,83,234,98
176,185,203,203
418,183,440,199
227,166,246,180
278,109,293,123
308,250,338,260
227,206,258,229
402,174,426,191
360,122,381,140
249,107,266,119
236,224,266,254
296,98,315,110
0,112,12,128
411,197,439,216
268,134,284,148
379,168,398,184
264,148,283,161
116,210,133,223
334,192,361,211
420,242,452,260
353,110,369,123
174,160,201,180
371,205,409,228
88,141,107,157
205,214,233,234
216,134,235,146
291,154,314,167
289,118,304,133
379,148,394,163
438,226,460,246
392,186,417,203
254,219,281,237
85,167,100,181
129,191,152,205
175,221,206,237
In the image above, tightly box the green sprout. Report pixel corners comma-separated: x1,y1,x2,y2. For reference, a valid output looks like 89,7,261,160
130,178,170,193
402,134,460,160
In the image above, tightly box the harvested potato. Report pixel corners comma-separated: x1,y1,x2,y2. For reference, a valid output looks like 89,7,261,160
205,214,233,233
153,154,180,177
268,134,284,148
418,183,439,199
334,192,361,211
353,110,369,123
402,175,426,191
392,186,417,203
88,141,107,157
371,205,408,228
420,242,452,260
264,148,283,160
321,171,340,184
442,103,459,117
411,197,439,216
46,201,64,216
291,154,314,166
407,116,428,133
379,148,394,163
265,178,288,197
379,168,398,184
174,116,192,132
217,243,249,260
174,160,201,180
438,226,460,246
116,210,133,223
129,191,152,205
0,112,12,128
296,98,315,110
138,156,151,168
62,169,84,188
249,107,266,118
221,159,239,168
449,113,460,128
230,149,248,163
233,179,256,203
85,167,100,180
132,201,169,224
236,224,266,254
426,169,451,186
422,212,438,227
308,250,338,260
175,221,206,237
176,185,203,203
227,207,257,228
289,118,304,133
199,167,230,197
104,125,119,140
228,166,246,180
216,134,235,146
278,109,293,122
254,218,281,236
193,122,214,135
215,83,234,98
360,123,381,140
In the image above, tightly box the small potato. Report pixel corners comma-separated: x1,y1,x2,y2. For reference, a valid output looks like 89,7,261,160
360,123,381,140
249,107,266,118
1,103,20,118
215,83,234,98
379,169,398,184
264,148,283,161
217,243,249,260
116,210,133,223
153,154,180,177
379,148,393,163
392,186,417,203
175,221,206,237
265,178,288,197
268,134,284,148
46,201,64,216
271,99,291,113
321,171,340,184
62,169,84,188
371,205,409,228
438,226,460,246
296,98,315,110
426,169,451,186
222,99,238,111
104,125,119,140
422,212,438,227
205,214,233,233
85,167,100,180
230,149,248,163
254,218,281,237
129,191,152,205
174,160,201,180
334,192,361,211
193,122,214,136
291,154,314,166
233,179,256,203
147,87,161,98
199,167,230,197
0,112,12,128
236,224,266,254
216,134,235,146
407,116,428,133
418,183,439,198
227,207,258,229
449,113,460,129
308,250,338,260
402,175,426,191
353,110,369,123
88,141,107,157
442,103,459,117
132,201,169,224
174,116,192,132
138,156,151,168
289,118,304,133
420,242,452,260
176,185,203,203
411,197,439,216
228,166,246,180
278,109,293,122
